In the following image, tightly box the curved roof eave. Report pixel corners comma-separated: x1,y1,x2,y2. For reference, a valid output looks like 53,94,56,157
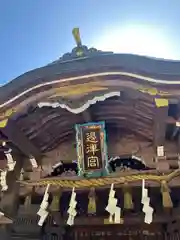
1,53,180,104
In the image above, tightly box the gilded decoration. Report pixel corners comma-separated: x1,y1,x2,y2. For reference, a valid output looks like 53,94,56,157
138,87,170,96
155,98,169,107
49,27,112,64
47,81,109,98
0,108,16,128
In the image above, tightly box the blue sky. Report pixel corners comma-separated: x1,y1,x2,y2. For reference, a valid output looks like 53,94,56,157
1,0,180,84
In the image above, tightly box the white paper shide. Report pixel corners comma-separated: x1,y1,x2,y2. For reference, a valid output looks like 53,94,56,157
67,188,77,226
105,183,121,224
141,179,154,224
29,156,38,168
0,170,8,191
37,184,50,226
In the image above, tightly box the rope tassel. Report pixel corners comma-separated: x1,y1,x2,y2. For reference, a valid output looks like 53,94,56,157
24,187,35,209
123,182,133,210
24,195,32,209
50,192,61,212
88,187,96,215
161,180,173,208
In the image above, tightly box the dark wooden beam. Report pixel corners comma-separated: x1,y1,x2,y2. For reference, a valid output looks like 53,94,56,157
11,213,174,226
153,98,169,148
1,119,42,162
70,215,169,225
81,109,92,122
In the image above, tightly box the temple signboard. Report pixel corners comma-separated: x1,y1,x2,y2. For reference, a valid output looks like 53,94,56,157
75,121,108,177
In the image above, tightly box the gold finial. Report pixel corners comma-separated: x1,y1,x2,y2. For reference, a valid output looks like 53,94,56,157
72,28,82,47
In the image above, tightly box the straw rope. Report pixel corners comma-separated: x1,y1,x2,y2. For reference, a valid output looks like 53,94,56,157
18,170,180,189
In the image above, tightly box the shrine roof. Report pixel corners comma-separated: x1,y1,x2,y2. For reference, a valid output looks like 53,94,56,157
1,52,180,103
0,28,180,157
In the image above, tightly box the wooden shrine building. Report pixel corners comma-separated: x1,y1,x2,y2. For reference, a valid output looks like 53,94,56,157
0,28,180,239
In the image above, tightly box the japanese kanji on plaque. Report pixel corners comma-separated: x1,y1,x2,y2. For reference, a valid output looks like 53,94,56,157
75,121,108,177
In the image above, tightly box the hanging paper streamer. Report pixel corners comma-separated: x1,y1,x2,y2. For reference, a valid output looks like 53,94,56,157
161,180,173,208
29,156,38,168
37,184,50,226
141,179,154,224
67,188,77,226
0,211,4,217
19,168,24,181
123,182,133,210
105,184,121,223
0,170,8,191
88,187,96,215
4,149,16,171
2,142,16,172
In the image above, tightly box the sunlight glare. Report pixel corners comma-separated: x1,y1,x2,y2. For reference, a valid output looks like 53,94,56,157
95,25,177,60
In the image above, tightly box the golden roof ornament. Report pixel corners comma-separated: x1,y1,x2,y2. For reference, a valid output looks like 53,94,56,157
72,28,84,57
49,28,113,65
72,28,82,47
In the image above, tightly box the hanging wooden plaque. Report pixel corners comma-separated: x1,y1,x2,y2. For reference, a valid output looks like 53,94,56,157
75,121,108,177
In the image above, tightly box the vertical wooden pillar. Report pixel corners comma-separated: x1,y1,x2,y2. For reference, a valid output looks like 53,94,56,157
0,157,22,215
0,225,10,240
176,102,180,160
154,98,168,147
166,220,180,240
0,153,23,237
153,98,169,171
